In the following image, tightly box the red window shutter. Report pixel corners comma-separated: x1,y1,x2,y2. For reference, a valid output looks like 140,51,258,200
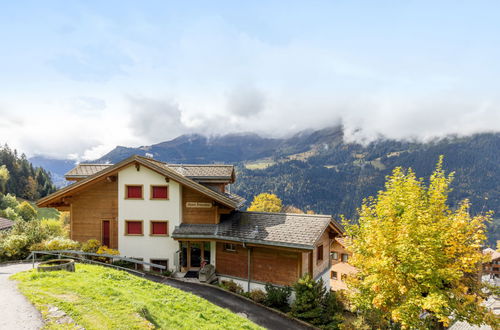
127,221,142,235
152,222,167,235
152,186,168,199
127,186,142,198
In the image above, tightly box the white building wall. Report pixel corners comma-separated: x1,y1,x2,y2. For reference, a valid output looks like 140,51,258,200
118,165,181,270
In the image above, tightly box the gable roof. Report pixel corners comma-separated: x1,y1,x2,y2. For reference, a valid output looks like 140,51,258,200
0,217,14,231
172,211,343,250
38,155,240,209
65,164,112,179
65,162,234,182
168,164,234,182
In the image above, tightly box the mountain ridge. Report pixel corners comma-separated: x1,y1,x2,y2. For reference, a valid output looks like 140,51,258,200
29,127,499,246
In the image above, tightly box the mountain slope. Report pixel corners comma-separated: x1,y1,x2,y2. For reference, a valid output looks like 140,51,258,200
31,127,499,246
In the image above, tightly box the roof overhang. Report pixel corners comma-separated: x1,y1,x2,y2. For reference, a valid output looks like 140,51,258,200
171,233,315,251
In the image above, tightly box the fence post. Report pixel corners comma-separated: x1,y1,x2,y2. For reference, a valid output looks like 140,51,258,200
32,252,35,269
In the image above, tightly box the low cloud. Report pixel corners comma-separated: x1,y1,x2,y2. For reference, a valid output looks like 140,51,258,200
226,85,266,118
127,96,188,143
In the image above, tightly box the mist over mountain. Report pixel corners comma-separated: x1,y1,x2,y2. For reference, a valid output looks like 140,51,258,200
30,127,500,246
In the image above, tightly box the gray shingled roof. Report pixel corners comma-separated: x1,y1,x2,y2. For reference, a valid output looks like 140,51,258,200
0,217,14,231
172,211,336,250
65,164,112,178
65,161,234,181
167,164,234,180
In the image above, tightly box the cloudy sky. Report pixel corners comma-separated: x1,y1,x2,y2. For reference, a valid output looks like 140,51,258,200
1,1,499,160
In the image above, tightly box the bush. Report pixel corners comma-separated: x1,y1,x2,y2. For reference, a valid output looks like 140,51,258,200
82,239,102,253
0,234,30,258
16,201,37,221
95,246,120,263
290,274,344,329
31,237,80,251
112,259,136,269
96,246,119,256
221,280,244,294
40,217,68,238
291,274,325,325
264,283,292,312
0,193,19,210
0,207,20,221
249,289,266,304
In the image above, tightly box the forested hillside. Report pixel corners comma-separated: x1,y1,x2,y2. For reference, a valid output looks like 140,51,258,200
30,127,499,246
0,145,56,200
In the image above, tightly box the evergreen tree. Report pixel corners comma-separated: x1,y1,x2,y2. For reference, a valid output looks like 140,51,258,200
0,144,56,200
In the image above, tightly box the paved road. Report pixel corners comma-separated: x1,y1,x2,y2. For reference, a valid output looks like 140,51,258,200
146,275,312,330
0,263,43,330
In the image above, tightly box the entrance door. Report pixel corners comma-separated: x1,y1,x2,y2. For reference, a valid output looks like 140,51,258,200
102,220,110,247
190,243,202,268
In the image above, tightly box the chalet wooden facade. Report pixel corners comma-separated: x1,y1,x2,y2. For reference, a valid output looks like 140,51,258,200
38,155,343,290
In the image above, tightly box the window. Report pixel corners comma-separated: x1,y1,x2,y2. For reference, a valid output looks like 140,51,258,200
151,185,168,200
150,221,168,236
341,274,347,282
341,253,349,262
126,185,143,199
150,259,168,273
330,252,338,260
223,243,236,252
331,271,338,280
125,220,143,235
317,244,324,261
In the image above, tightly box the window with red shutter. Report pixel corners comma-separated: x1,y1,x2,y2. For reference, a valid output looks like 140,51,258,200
151,221,168,236
126,221,143,235
126,185,143,199
151,186,168,199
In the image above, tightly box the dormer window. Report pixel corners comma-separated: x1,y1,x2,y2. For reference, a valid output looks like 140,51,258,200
126,185,143,199
151,185,168,200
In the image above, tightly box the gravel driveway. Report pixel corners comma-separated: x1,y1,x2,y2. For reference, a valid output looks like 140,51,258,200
0,262,43,330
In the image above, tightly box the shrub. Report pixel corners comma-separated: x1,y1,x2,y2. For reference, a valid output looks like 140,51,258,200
31,237,80,251
321,291,344,328
291,274,325,325
0,234,30,258
16,201,37,221
40,217,68,238
264,283,292,312
112,259,136,269
96,246,120,263
0,207,20,221
96,246,120,256
249,289,266,304
0,193,19,210
221,280,244,294
290,274,344,329
82,239,102,253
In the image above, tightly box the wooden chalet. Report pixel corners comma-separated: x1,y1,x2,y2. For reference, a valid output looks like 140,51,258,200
37,155,343,290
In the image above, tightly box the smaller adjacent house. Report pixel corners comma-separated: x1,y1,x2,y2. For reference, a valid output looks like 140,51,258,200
0,217,14,231
483,248,500,278
330,237,357,291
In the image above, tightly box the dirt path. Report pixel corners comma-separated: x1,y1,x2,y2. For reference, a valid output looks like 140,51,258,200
0,262,43,330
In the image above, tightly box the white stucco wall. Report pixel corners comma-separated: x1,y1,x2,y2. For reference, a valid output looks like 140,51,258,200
118,165,181,270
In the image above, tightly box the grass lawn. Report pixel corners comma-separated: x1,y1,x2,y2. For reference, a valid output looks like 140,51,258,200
12,264,262,330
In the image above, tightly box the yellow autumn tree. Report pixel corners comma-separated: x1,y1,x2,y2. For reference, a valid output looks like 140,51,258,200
344,157,496,329
247,193,283,213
